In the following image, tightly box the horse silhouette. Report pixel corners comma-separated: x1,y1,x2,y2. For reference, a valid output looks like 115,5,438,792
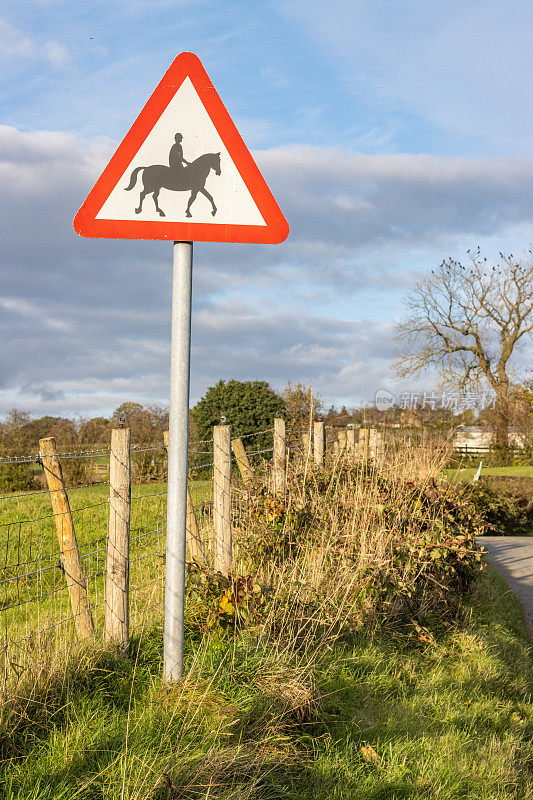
124,152,221,218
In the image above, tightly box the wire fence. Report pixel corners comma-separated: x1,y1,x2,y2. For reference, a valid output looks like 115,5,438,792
0,420,396,677
0,427,282,674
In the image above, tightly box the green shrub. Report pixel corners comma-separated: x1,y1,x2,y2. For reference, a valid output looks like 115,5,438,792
232,461,485,631
0,463,34,493
466,481,532,534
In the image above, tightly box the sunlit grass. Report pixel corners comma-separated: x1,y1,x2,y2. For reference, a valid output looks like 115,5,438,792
1,566,532,799
1,447,532,798
444,466,533,481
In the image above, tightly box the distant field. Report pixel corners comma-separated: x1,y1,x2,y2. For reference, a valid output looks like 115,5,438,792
444,465,533,481
0,479,212,650
0,478,213,529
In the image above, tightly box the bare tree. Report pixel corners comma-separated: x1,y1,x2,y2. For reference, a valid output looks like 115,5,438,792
394,250,533,447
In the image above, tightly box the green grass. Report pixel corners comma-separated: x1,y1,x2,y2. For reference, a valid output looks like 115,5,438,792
1,565,533,800
444,466,533,481
0,480,211,650
0,478,215,529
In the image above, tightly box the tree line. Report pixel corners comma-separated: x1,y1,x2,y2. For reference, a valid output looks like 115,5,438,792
2,376,531,466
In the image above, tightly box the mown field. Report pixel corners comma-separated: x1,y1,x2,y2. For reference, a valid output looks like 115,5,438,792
445,465,533,481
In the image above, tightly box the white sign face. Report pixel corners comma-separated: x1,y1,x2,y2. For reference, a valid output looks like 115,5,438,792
74,52,289,243
96,78,266,227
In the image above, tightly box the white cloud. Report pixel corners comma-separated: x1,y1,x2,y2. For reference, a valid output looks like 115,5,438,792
0,18,71,69
1,125,533,417
0,19,33,60
260,65,289,89
43,40,71,67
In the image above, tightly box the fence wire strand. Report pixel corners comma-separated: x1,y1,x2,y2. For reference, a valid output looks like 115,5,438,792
0,426,286,673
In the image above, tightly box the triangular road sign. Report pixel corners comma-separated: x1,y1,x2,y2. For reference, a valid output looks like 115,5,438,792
74,53,289,244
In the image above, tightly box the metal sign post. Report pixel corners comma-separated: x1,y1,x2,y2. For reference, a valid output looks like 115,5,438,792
163,241,193,681
73,52,289,684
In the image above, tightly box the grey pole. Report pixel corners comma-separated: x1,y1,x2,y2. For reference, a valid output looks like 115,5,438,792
163,241,193,681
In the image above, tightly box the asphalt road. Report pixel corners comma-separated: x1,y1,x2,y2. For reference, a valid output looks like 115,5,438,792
477,536,533,633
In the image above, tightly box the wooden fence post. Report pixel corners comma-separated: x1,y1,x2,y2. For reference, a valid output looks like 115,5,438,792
105,428,131,651
231,437,253,486
369,428,384,463
273,417,286,496
213,424,232,576
337,429,347,456
164,431,204,565
313,421,325,466
346,428,356,458
39,437,95,639
360,427,370,461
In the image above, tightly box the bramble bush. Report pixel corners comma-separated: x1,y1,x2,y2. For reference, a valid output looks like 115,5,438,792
197,452,488,637
465,481,533,534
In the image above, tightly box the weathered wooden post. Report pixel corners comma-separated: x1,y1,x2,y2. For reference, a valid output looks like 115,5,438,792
273,417,286,496
360,427,370,462
39,437,94,639
231,437,254,486
313,421,325,466
105,427,131,651
164,430,204,565
213,424,232,575
346,427,356,459
337,429,347,459
370,428,384,463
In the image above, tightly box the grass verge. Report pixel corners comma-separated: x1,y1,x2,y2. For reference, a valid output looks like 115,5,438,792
1,564,532,800
444,466,533,481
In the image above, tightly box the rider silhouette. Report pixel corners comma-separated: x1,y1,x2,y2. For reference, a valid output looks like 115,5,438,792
169,133,190,172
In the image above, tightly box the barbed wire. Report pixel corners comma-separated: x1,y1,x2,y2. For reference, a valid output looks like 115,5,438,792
0,446,112,466
0,479,110,502
132,470,168,482
0,434,275,468
131,490,167,501
57,452,110,461
0,434,249,463
239,428,274,440
0,487,56,501
130,445,165,454
188,460,215,471
245,447,275,456
58,447,111,457
0,442,165,465
0,455,39,466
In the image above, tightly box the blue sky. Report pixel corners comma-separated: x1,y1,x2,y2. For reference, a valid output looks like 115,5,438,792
1,0,533,418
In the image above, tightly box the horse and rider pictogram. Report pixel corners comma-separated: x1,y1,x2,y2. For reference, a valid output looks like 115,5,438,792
124,133,221,218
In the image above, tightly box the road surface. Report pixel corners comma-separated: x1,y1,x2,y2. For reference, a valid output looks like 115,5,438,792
477,536,533,634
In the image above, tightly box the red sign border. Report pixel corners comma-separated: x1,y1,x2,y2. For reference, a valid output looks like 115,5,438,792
73,53,289,244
